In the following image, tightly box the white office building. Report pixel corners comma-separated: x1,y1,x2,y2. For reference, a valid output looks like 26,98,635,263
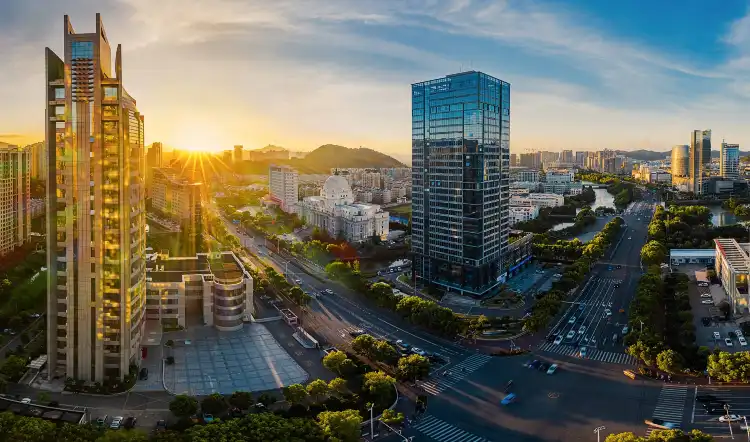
510,193,564,208
509,206,540,224
269,165,299,213
298,175,389,243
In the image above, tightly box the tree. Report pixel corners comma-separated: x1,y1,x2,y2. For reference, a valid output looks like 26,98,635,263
257,392,277,407
363,371,396,403
283,383,309,406
396,354,431,382
96,431,149,441
380,408,405,426
228,391,253,410
328,377,348,396
169,395,198,418
373,340,399,364
351,334,378,359
201,392,229,415
604,432,644,442
322,350,349,374
317,409,363,442
641,240,667,266
656,349,684,374
7,316,21,331
0,355,27,381
306,379,330,403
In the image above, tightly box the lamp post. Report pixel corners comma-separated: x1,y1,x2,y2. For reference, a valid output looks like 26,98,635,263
594,426,605,442
743,415,750,441
725,403,734,439
367,403,375,441
377,418,414,442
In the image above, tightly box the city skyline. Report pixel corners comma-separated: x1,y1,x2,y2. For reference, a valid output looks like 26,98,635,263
1,1,750,156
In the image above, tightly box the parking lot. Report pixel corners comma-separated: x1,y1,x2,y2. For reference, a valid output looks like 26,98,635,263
690,281,748,352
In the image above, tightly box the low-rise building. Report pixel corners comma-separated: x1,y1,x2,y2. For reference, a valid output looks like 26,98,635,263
146,251,254,331
510,193,564,208
509,205,539,224
542,181,582,195
298,175,389,243
714,238,750,314
669,249,715,266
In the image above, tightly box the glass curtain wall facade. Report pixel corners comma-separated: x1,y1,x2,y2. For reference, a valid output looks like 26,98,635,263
721,142,740,181
411,71,510,297
45,14,146,382
689,129,711,195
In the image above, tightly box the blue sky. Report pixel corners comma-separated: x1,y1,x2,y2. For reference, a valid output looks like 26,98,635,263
1,0,749,161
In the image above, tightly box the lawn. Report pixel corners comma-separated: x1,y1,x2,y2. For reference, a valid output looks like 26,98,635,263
388,204,411,216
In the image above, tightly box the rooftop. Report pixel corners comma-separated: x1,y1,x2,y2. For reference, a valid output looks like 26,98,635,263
715,239,750,273
148,252,244,283
669,249,716,258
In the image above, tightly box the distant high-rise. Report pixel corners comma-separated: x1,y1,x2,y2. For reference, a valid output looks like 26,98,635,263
519,152,540,169
575,151,587,167
560,150,573,163
45,14,146,382
721,142,740,181
411,71,509,297
0,143,31,257
269,165,299,214
671,145,689,178
689,130,711,194
510,153,518,167
145,142,163,198
234,145,243,163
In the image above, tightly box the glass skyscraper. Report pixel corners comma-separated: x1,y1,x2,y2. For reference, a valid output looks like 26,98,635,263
689,129,711,195
721,142,740,181
45,14,146,382
411,71,510,297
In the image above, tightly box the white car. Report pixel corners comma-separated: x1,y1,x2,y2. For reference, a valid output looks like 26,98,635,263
604,309,612,317
720,415,742,423
701,299,714,305
714,332,721,340
294,279,302,284
547,364,558,375
700,294,712,298
628,237,632,240
578,325,587,334
622,326,629,335
739,337,747,346
568,316,576,324
20,398,31,404
110,416,124,429
411,347,427,356
324,289,334,295
738,329,745,338
565,331,575,340
553,335,563,345
725,338,734,347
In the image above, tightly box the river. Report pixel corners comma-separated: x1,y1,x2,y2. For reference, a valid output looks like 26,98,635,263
708,206,739,227
550,184,617,235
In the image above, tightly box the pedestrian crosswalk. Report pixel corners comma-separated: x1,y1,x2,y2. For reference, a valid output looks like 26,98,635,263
417,354,493,396
645,385,688,437
537,343,637,365
411,414,490,442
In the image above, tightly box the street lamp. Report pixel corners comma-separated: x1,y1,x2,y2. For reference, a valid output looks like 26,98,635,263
378,416,414,442
367,403,375,441
743,415,750,441
594,426,605,442
725,403,734,440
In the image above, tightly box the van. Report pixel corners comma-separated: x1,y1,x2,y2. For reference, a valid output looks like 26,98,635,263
623,370,636,380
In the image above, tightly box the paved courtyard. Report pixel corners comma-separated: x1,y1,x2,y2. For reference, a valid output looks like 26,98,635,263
164,323,308,396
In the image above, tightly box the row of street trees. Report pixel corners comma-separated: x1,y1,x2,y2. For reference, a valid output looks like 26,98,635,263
648,205,748,249
525,217,624,332
351,334,431,382
604,429,713,441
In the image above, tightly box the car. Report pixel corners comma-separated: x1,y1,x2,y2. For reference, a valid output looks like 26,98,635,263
553,335,563,345
696,394,719,403
155,420,167,432
110,416,123,429
202,414,214,423
578,325,586,334
568,316,576,324
608,266,613,271
700,293,712,298
349,329,365,337
714,332,721,340
324,289,334,295
719,415,742,423
539,362,551,372
139,367,148,380
729,331,737,339
566,331,575,340
616,265,622,269
725,338,734,347
123,417,137,429
628,237,632,240
740,337,748,346
294,279,302,284
701,299,714,305
395,340,410,350
644,418,679,430
604,309,612,317
95,416,109,427
622,326,629,334
411,347,427,356
501,393,517,405
547,364,558,375
529,360,541,369
738,329,745,338
20,397,31,404
578,303,585,311
579,347,587,358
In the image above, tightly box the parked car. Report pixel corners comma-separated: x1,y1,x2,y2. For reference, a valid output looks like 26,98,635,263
20,398,31,404
740,337,747,346
568,316,576,324
294,279,302,284
547,364,558,375
738,329,745,338
725,338,734,347
95,416,109,428
553,335,563,345
700,293,712,298
411,347,427,357
202,414,214,423
604,309,612,317
621,326,629,335
714,332,721,340
701,299,714,305
565,331,575,340
110,416,123,430
324,289,334,295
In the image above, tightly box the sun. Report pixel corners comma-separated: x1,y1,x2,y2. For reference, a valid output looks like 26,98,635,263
168,121,226,153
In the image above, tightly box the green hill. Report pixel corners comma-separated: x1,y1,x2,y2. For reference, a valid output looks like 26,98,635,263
235,144,406,174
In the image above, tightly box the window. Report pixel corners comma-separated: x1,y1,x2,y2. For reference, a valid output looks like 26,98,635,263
54,88,65,100
55,106,65,115
103,87,117,100
55,122,65,129
71,41,93,60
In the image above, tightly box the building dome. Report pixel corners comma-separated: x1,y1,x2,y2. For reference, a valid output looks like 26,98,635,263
322,175,354,202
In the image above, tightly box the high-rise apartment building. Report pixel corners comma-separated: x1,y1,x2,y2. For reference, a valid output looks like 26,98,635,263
233,145,243,163
0,143,31,257
519,152,540,169
689,130,711,194
269,165,299,213
575,151,587,166
560,150,573,164
411,71,510,297
26,142,46,181
721,142,740,181
45,14,147,382
152,167,203,255
510,153,518,167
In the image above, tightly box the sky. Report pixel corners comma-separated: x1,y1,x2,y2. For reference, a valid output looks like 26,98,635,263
1,0,750,163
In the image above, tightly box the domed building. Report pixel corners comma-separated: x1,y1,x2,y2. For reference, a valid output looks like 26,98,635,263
298,175,389,243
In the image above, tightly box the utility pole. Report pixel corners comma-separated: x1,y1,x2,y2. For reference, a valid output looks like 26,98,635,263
743,415,750,441
594,425,605,442
725,404,735,439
